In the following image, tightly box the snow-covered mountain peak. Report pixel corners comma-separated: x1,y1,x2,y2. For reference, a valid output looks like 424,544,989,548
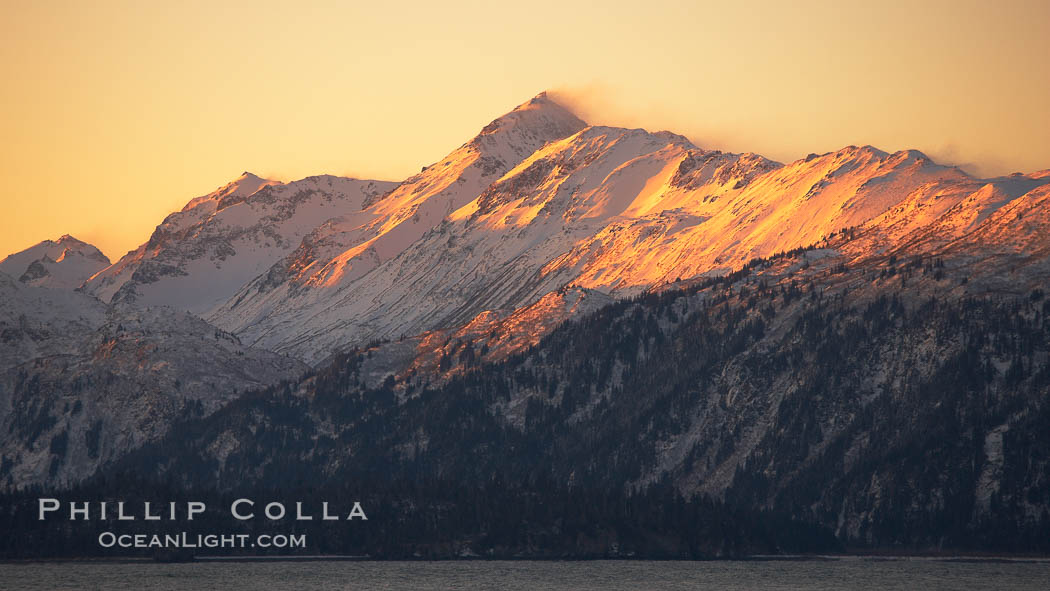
649,130,696,145
841,144,887,157
180,171,281,213
463,125,703,223
0,235,110,289
482,91,586,134
223,170,273,192
891,148,930,161
466,91,588,164
8,234,103,256
83,173,398,313
255,94,592,291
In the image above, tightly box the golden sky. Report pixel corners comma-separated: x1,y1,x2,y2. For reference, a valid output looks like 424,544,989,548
1,0,1048,260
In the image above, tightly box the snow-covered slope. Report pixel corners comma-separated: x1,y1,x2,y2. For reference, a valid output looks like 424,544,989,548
61,93,1050,367
212,93,588,351
547,147,968,290
210,122,981,364
261,126,776,362
0,273,308,487
83,173,397,315
952,180,1050,255
845,170,1050,257
0,271,107,370
0,235,110,289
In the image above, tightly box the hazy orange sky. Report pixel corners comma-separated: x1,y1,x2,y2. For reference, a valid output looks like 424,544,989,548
1,0,1048,261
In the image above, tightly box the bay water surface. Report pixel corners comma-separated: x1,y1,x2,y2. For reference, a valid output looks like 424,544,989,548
2,557,1048,590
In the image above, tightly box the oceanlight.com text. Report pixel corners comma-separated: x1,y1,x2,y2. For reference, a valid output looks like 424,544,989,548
97,532,307,549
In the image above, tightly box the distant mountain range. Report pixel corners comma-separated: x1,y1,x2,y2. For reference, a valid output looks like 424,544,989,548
2,92,1049,554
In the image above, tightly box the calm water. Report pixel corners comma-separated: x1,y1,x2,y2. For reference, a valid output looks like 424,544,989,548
2,558,1049,590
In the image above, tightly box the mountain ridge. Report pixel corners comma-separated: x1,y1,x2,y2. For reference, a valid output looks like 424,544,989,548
203,96,1019,364
3,92,1049,511
11,92,1050,366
